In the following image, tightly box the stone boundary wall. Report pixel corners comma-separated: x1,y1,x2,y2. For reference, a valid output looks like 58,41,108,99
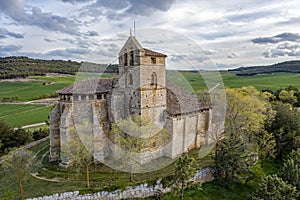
0,136,50,164
24,136,50,150
27,168,213,200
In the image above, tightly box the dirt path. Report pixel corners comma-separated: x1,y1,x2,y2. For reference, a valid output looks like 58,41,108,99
14,122,47,130
0,97,58,105
0,78,43,83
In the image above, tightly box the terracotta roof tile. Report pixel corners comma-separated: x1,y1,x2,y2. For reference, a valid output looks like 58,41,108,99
56,78,117,94
166,81,210,115
143,48,167,57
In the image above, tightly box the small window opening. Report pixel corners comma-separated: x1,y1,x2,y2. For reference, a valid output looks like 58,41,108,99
127,73,133,86
124,52,128,66
130,50,134,65
151,72,157,86
151,57,156,64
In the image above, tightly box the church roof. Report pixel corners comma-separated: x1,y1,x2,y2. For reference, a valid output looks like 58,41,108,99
57,78,210,114
56,78,117,94
143,48,167,57
166,81,210,115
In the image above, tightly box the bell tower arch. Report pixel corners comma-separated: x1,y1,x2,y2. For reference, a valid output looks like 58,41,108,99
118,36,167,124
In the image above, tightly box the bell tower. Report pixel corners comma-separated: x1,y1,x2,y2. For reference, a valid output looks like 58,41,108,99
118,36,167,124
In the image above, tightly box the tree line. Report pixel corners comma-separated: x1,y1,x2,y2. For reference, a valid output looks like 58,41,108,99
0,120,49,156
212,85,300,199
229,60,300,76
0,56,119,79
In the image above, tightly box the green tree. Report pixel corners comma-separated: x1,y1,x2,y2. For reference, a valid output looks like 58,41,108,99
0,120,33,155
278,89,298,105
32,128,49,140
2,148,33,199
64,131,93,188
269,101,300,160
280,149,300,190
173,154,197,200
281,158,300,190
226,87,274,143
254,130,276,166
249,175,299,200
213,134,254,183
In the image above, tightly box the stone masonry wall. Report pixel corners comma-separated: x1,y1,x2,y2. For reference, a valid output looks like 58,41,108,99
27,168,213,200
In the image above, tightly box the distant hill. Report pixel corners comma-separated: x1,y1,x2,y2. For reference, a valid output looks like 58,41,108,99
229,60,300,76
0,56,118,79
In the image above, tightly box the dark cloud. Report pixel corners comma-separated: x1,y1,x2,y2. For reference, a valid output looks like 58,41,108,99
85,31,99,37
128,0,175,14
95,0,129,10
0,0,80,35
103,43,119,48
203,49,217,56
84,0,176,19
61,38,91,49
252,32,300,44
44,38,55,42
227,52,238,59
262,42,300,58
0,28,24,39
62,38,76,44
46,48,90,58
168,53,209,64
60,0,93,4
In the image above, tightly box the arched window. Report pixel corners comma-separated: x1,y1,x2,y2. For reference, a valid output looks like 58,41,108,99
151,72,157,86
127,73,133,86
124,49,128,66
151,57,156,64
130,48,134,66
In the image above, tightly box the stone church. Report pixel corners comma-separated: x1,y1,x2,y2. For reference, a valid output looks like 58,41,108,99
49,35,211,165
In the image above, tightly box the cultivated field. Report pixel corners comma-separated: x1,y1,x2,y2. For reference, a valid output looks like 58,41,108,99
221,72,300,90
0,104,52,127
0,72,299,127
0,79,72,102
172,71,300,91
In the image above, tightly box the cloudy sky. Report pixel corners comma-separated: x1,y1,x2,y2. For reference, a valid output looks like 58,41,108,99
0,0,300,69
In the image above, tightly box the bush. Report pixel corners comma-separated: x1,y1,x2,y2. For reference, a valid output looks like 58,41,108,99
249,175,299,200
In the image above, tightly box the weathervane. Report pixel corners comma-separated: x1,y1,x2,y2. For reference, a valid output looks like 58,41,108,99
130,20,136,37
134,20,136,36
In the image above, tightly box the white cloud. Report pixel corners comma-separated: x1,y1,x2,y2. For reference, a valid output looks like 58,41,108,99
0,0,300,68
0,0,80,35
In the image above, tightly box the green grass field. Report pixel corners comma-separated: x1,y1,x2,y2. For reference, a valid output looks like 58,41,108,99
0,76,76,102
33,75,76,84
0,104,52,127
221,72,300,90
0,81,67,102
169,71,300,91
0,140,214,199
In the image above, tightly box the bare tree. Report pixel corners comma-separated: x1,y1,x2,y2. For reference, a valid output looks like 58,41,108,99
2,148,33,199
